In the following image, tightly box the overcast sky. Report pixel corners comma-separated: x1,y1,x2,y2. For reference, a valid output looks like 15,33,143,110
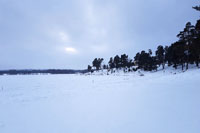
0,0,199,69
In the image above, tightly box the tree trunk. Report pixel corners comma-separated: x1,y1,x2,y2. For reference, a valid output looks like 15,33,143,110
182,63,184,71
174,63,177,69
186,62,188,70
196,61,199,68
162,63,165,69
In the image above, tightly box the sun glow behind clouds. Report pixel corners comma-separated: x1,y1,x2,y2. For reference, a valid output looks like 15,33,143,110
65,47,78,54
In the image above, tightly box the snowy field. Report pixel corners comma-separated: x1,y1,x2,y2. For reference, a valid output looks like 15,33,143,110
0,69,200,133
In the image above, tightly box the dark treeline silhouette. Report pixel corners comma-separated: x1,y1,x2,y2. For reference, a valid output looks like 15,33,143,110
88,5,200,72
0,69,87,75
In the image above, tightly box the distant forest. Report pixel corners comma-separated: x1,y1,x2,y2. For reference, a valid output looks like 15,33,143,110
88,5,200,72
0,69,87,75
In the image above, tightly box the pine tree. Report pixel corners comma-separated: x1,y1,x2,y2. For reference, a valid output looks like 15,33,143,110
108,57,115,69
177,22,195,70
120,54,128,69
114,55,120,69
156,45,165,69
134,50,157,71
87,65,92,72
92,58,104,70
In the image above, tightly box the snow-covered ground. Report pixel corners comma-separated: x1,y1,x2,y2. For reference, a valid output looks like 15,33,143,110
0,68,199,133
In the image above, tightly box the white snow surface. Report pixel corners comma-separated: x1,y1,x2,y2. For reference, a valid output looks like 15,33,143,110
0,68,200,133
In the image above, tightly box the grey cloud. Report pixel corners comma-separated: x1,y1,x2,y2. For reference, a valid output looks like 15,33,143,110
0,0,199,69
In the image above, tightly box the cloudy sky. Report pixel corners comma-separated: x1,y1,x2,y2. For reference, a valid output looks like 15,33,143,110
0,0,199,69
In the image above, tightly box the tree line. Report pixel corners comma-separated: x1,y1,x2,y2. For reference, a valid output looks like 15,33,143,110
88,5,200,72
0,69,87,75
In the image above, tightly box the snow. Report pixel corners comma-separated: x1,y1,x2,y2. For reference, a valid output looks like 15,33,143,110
0,68,200,133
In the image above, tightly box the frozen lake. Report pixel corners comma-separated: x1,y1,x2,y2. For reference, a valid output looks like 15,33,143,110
0,70,200,133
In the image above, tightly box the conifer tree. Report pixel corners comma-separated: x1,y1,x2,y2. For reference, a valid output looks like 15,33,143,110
156,45,165,69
